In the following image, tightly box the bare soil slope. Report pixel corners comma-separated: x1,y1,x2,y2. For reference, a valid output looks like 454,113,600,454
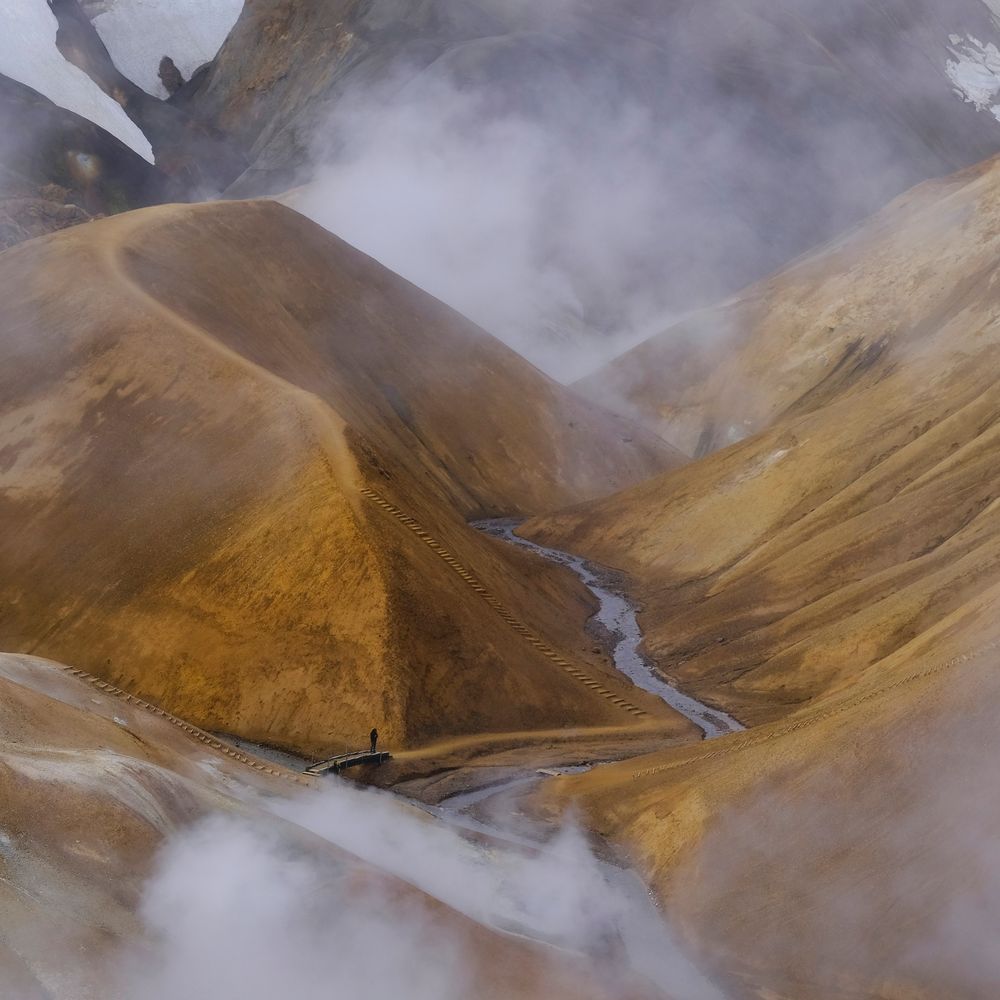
529,155,1000,728
0,199,680,756
544,585,1000,999
582,156,1000,455
0,652,663,1000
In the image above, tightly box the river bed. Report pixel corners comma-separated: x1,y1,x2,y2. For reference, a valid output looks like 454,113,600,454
475,520,744,739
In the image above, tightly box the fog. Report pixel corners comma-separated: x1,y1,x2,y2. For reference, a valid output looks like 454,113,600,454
295,0,1000,382
115,780,726,1000
117,813,473,1000
297,71,676,381
674,664,1000,998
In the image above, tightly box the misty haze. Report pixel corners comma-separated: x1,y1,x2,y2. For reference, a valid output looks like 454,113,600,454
2,1,1000,998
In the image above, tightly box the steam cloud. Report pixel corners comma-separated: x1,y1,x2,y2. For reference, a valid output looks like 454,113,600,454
675,664,1000,998
118,815,472,1000
297,70,668,382
294,0,1000,382
116,780,726,999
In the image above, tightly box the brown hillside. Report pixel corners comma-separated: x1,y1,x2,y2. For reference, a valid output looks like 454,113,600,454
529,154,1000,727
543,584,1000,999
0,199,682,757
0,652,663,1000
579,155,1000,455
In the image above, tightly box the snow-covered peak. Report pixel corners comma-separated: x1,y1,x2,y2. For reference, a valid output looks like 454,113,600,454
91,0,244,97
0,0,153,161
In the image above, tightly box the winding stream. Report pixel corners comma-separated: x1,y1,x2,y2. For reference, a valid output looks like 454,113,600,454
475,520,744,740
248,518,740,997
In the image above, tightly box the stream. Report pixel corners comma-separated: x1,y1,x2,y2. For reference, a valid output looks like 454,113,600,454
390,521,743,992
474,520,744,739
229,518,742,996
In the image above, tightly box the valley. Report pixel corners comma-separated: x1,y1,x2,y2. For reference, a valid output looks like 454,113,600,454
3,1,1000,998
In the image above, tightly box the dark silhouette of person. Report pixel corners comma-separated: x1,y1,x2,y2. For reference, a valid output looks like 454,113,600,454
370,727,379,754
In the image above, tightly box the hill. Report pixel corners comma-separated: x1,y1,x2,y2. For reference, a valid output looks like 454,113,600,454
0,651,666,1000
527,154,1000,998
527,154,1000,727
0,198,680,756
542,590,1000,999
578,155,1000,455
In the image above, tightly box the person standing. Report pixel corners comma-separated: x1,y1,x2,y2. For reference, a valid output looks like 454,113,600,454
369,727,379,754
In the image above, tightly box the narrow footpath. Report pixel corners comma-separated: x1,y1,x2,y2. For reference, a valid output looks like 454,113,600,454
360,487,649,718
360,486,743,737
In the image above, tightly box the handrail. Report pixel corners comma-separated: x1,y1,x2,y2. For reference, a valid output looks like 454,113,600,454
305,751,392,775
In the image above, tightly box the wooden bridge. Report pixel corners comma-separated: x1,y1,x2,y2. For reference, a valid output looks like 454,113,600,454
304,750,392,776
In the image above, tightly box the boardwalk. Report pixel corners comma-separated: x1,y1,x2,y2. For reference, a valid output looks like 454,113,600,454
304,751,392,776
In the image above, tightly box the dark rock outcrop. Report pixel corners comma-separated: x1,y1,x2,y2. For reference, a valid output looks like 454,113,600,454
0,72,166,232
158,56,185,96
0,195,90,250
48,0,246,196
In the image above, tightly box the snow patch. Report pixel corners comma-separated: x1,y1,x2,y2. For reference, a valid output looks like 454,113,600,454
92,0,244,97
0,0,153,161
946,34,1000,122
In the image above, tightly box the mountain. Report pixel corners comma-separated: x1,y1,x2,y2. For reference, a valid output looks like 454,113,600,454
174,0,1000,370
525,152,1000,999
48,0,247,192
526,154,1000,727
190,0,1000,205
0,0,244,253
0,198,680,757
0,72,166,248
9,0,1000,370
0,0,152,159
0,652,662,1000
81,0,243,98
